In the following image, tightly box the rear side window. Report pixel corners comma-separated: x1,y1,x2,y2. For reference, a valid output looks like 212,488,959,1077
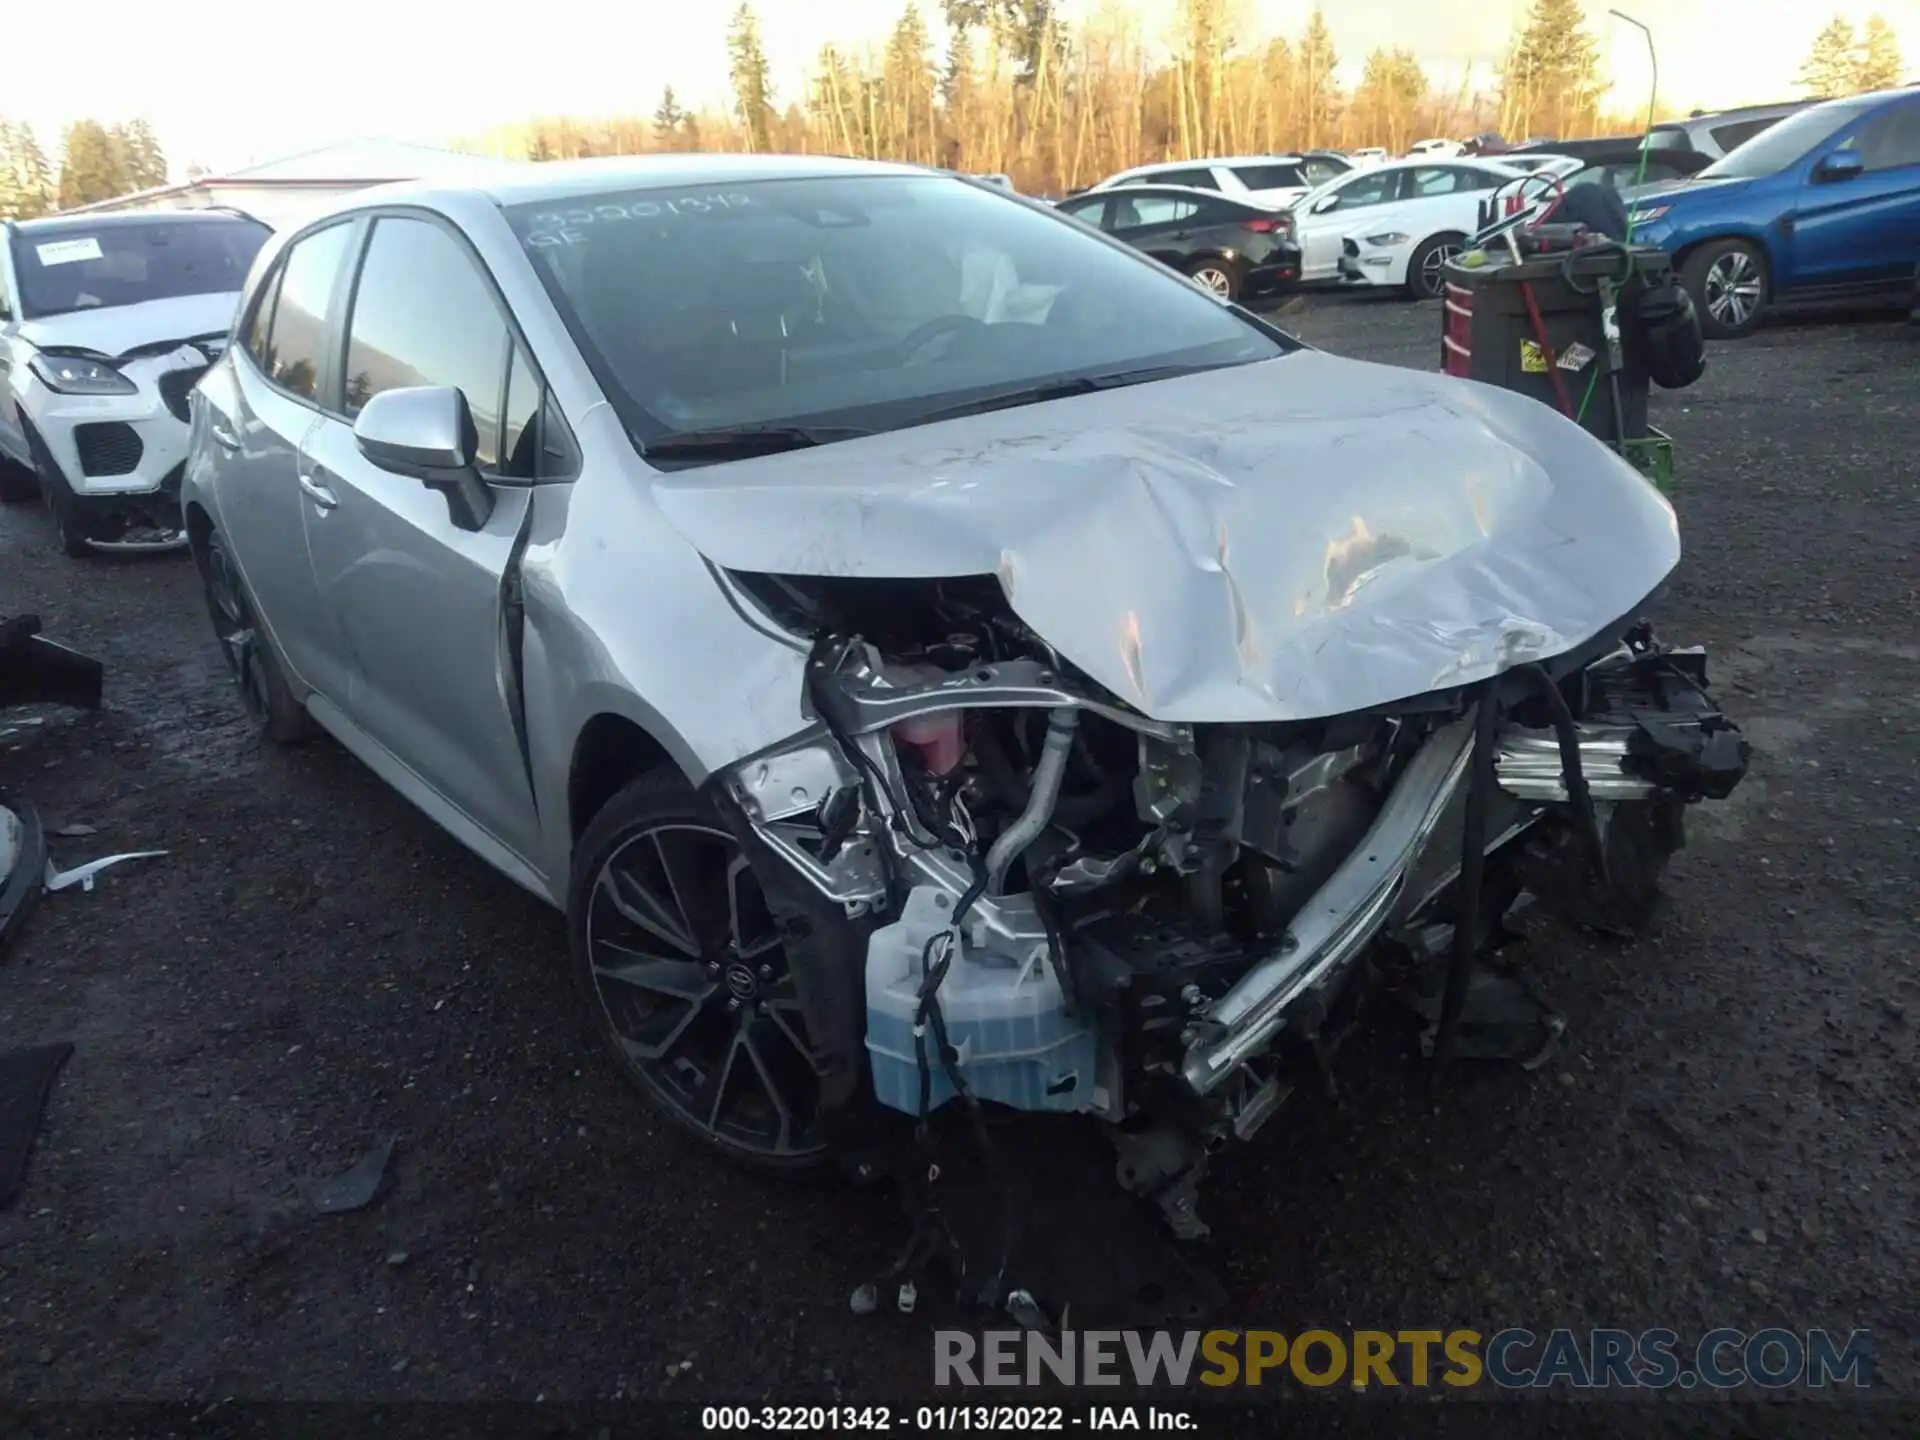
1710,118,1776,153
1109,194,1200,228
344,214,546,479
260,223,354,403
1230,164,1305,190
1301,157,1347,186
1145,168,1218,190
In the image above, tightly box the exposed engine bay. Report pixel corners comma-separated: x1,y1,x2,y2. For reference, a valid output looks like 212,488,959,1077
711,569,1751,1283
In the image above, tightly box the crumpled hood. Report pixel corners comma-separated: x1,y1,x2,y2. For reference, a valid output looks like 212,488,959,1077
649,351,1680,723
18,292,238,358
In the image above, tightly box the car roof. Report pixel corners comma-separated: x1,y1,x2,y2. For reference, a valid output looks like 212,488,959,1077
8,208,265,234
1111,154,1305,175
459,152,935,208
1084,183,1259,205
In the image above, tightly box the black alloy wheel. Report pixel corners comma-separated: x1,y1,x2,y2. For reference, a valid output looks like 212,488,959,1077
573,774,828,1170
197,528,313,742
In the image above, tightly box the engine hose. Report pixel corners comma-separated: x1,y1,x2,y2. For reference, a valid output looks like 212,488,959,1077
1433,688,1500,1077
1529,662,1612,889
984,709,1080,895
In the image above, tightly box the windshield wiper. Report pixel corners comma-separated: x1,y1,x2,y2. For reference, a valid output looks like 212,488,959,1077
905,363,1232,427
640,423,877,461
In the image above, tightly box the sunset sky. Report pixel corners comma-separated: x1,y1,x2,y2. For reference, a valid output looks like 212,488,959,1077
10,0,1915,176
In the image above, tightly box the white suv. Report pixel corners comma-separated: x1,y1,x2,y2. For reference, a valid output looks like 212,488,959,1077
0,210,270,556
1086,153,1353,209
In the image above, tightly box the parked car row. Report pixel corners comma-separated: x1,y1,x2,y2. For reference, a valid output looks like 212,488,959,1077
1066,85,1919,331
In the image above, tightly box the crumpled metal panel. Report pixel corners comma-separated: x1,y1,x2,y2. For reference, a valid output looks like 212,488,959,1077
647,351,1679,723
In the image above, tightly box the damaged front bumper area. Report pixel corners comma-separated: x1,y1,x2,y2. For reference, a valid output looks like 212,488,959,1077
710,611,1751,1206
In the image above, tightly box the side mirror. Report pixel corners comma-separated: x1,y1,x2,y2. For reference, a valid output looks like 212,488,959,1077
353,385,495,532
1312,193,1341,214
1814,149,1865,183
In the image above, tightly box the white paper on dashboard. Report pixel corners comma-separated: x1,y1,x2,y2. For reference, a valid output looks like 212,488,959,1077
36,238,104,266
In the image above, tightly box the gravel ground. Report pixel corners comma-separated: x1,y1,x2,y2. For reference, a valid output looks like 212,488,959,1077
1,293,1915,1425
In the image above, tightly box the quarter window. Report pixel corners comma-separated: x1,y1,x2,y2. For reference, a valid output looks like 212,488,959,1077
343,216,516,471
261,223,353,403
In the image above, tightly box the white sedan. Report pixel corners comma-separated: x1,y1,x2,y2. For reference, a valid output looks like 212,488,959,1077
1336,156,1587,296
1290,158,1528,296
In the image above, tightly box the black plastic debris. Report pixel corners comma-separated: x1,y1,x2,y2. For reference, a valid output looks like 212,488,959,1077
308,1138,395,1214
0,615,104,713
0,1043,74,1210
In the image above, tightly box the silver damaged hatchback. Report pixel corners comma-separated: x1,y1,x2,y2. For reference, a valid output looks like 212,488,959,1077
182,155,1748,1237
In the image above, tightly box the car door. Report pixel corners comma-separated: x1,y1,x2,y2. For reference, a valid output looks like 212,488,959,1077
210,219,360,692
1296,167,1407,279
1787,98,1920,293
1106,192,1205,268
296,210,548,862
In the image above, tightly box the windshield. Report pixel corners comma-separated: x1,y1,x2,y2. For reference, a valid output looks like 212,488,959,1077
11,217,270,321
502,173,1288,447
1697,101,1870,181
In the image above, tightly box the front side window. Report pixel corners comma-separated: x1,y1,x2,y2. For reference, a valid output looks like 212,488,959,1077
261,223,354,403
1322,169,1403,211
1055,196,1109,226
1848,102,1920,172
343,216,513,469
1699,100,1873,180
1300,157,1348,186
9,218,269,321
504,173,1286,450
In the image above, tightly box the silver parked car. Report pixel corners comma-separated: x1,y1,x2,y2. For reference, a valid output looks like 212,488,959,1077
182,156,1748,1236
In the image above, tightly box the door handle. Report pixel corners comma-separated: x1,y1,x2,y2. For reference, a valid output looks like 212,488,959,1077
297,472,338,510
209,421,240,452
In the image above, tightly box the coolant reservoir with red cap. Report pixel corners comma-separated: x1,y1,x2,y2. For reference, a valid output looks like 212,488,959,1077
883,663,965,776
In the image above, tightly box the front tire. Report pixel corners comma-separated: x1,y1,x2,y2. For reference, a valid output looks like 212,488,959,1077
196,526,315,743
1185,257,1240,302
1406,232,1464,300
569,769,831,1173
1682,239,1768,340
0,453,37,505
25,435,95,558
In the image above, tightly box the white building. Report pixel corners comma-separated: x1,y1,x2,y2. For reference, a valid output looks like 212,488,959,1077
57,138,523,230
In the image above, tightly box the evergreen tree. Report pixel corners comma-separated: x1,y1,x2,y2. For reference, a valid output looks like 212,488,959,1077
57,119,126,209
1296,9,1341,149
727,4,777,152
1798,16,1858,97
652,86,689,148
1352,48,1428,152
116,118,168,190
883,4,938,162
1855,15,1904,92
0,120,56,219
1498,0,1601,140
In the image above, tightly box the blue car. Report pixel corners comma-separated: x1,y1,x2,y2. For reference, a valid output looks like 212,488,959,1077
1627,87,1920,339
